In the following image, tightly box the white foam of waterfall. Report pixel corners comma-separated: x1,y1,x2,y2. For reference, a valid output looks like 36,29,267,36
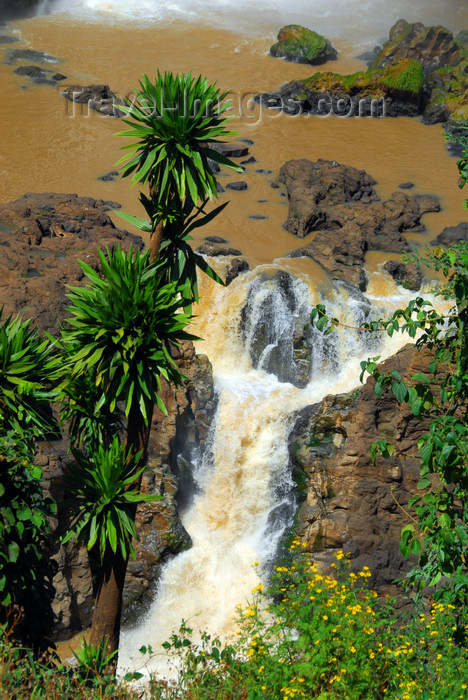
117,265,416,681
46,0,466,43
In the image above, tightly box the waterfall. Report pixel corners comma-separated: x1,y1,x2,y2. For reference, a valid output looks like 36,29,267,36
45,0,465,43
118,264,413,679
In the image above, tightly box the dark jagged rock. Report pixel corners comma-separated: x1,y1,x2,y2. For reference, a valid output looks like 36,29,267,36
62,84,124,117
430,222,468,246
225,257,250,285
270,25,337,65
292,345,432,596
280,158,440,289
196,243,243,256
14,64,47,78
383,260,422,290
204,235,228,244
370,19,465,71
240,270,312,388
241,156,256,165
209,143,249,158
226,181,248,191
278,158,379,238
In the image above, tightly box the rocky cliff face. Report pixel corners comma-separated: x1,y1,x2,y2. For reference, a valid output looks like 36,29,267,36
291,344,431,596
0,193,217,639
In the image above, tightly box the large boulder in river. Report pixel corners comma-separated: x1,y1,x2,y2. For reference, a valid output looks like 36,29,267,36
278,159,440,290
370,19,466,71
369,20,468,124
270,25,337,65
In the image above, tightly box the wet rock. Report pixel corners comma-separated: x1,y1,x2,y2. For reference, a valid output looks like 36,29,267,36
270,25,337,65
430,222,468,246
240,270,312,388
62,84,124,117
216,181,225,193
257,169,273,174
204,235,228,244
8,48,61,63
239,138,254,145
196,243,243,256
0,35,20,43
241,156,257,165
280,159,440,290
226,181,248,191
278,158,379,238
370,19,465,72
355,45,381,64
292,345,433,595
398,182,415,190
383,260,422,290
225,257,250,285
14,64,47,78
52,72,67,81
209,143,249,158
97,170,120,182
249,214,268,220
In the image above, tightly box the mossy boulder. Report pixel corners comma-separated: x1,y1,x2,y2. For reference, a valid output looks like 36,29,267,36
270,25,337,65
424,61,468,123
370,19,467,71
258,57,425,117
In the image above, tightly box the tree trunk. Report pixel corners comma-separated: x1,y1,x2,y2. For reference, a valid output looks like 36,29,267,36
149,219,165,263
89,402,154,673
89,546,128,670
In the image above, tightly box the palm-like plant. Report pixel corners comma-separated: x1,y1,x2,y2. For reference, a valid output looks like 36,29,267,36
62,437,160,657
0,310,58,440
60,245,195,660
115,71,243,260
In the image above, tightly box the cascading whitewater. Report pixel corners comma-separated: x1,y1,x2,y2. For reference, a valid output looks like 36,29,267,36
45,0,465,42
117,264,412,679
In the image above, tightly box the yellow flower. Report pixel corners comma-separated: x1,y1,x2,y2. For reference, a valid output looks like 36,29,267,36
323,615,328,620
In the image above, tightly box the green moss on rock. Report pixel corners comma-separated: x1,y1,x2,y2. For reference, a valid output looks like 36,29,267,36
302,58,423,99
270,24,338,65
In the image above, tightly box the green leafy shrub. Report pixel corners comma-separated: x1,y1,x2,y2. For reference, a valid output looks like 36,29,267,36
157,543,468,699
0,434,57,650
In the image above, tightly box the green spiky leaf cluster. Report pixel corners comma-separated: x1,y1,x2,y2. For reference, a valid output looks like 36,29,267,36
116,196,225,309
62,245,195,429
61,437,161,561
0,310,59,440
115,71,243,210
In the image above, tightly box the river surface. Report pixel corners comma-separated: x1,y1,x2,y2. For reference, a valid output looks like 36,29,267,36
1,0,467,680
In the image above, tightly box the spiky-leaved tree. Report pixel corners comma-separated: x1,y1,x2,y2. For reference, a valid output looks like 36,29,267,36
61,246,195,660
116,71,243,262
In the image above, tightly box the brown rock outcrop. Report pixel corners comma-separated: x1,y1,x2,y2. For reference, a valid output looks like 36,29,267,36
291,344,431,594
279,159,440,289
